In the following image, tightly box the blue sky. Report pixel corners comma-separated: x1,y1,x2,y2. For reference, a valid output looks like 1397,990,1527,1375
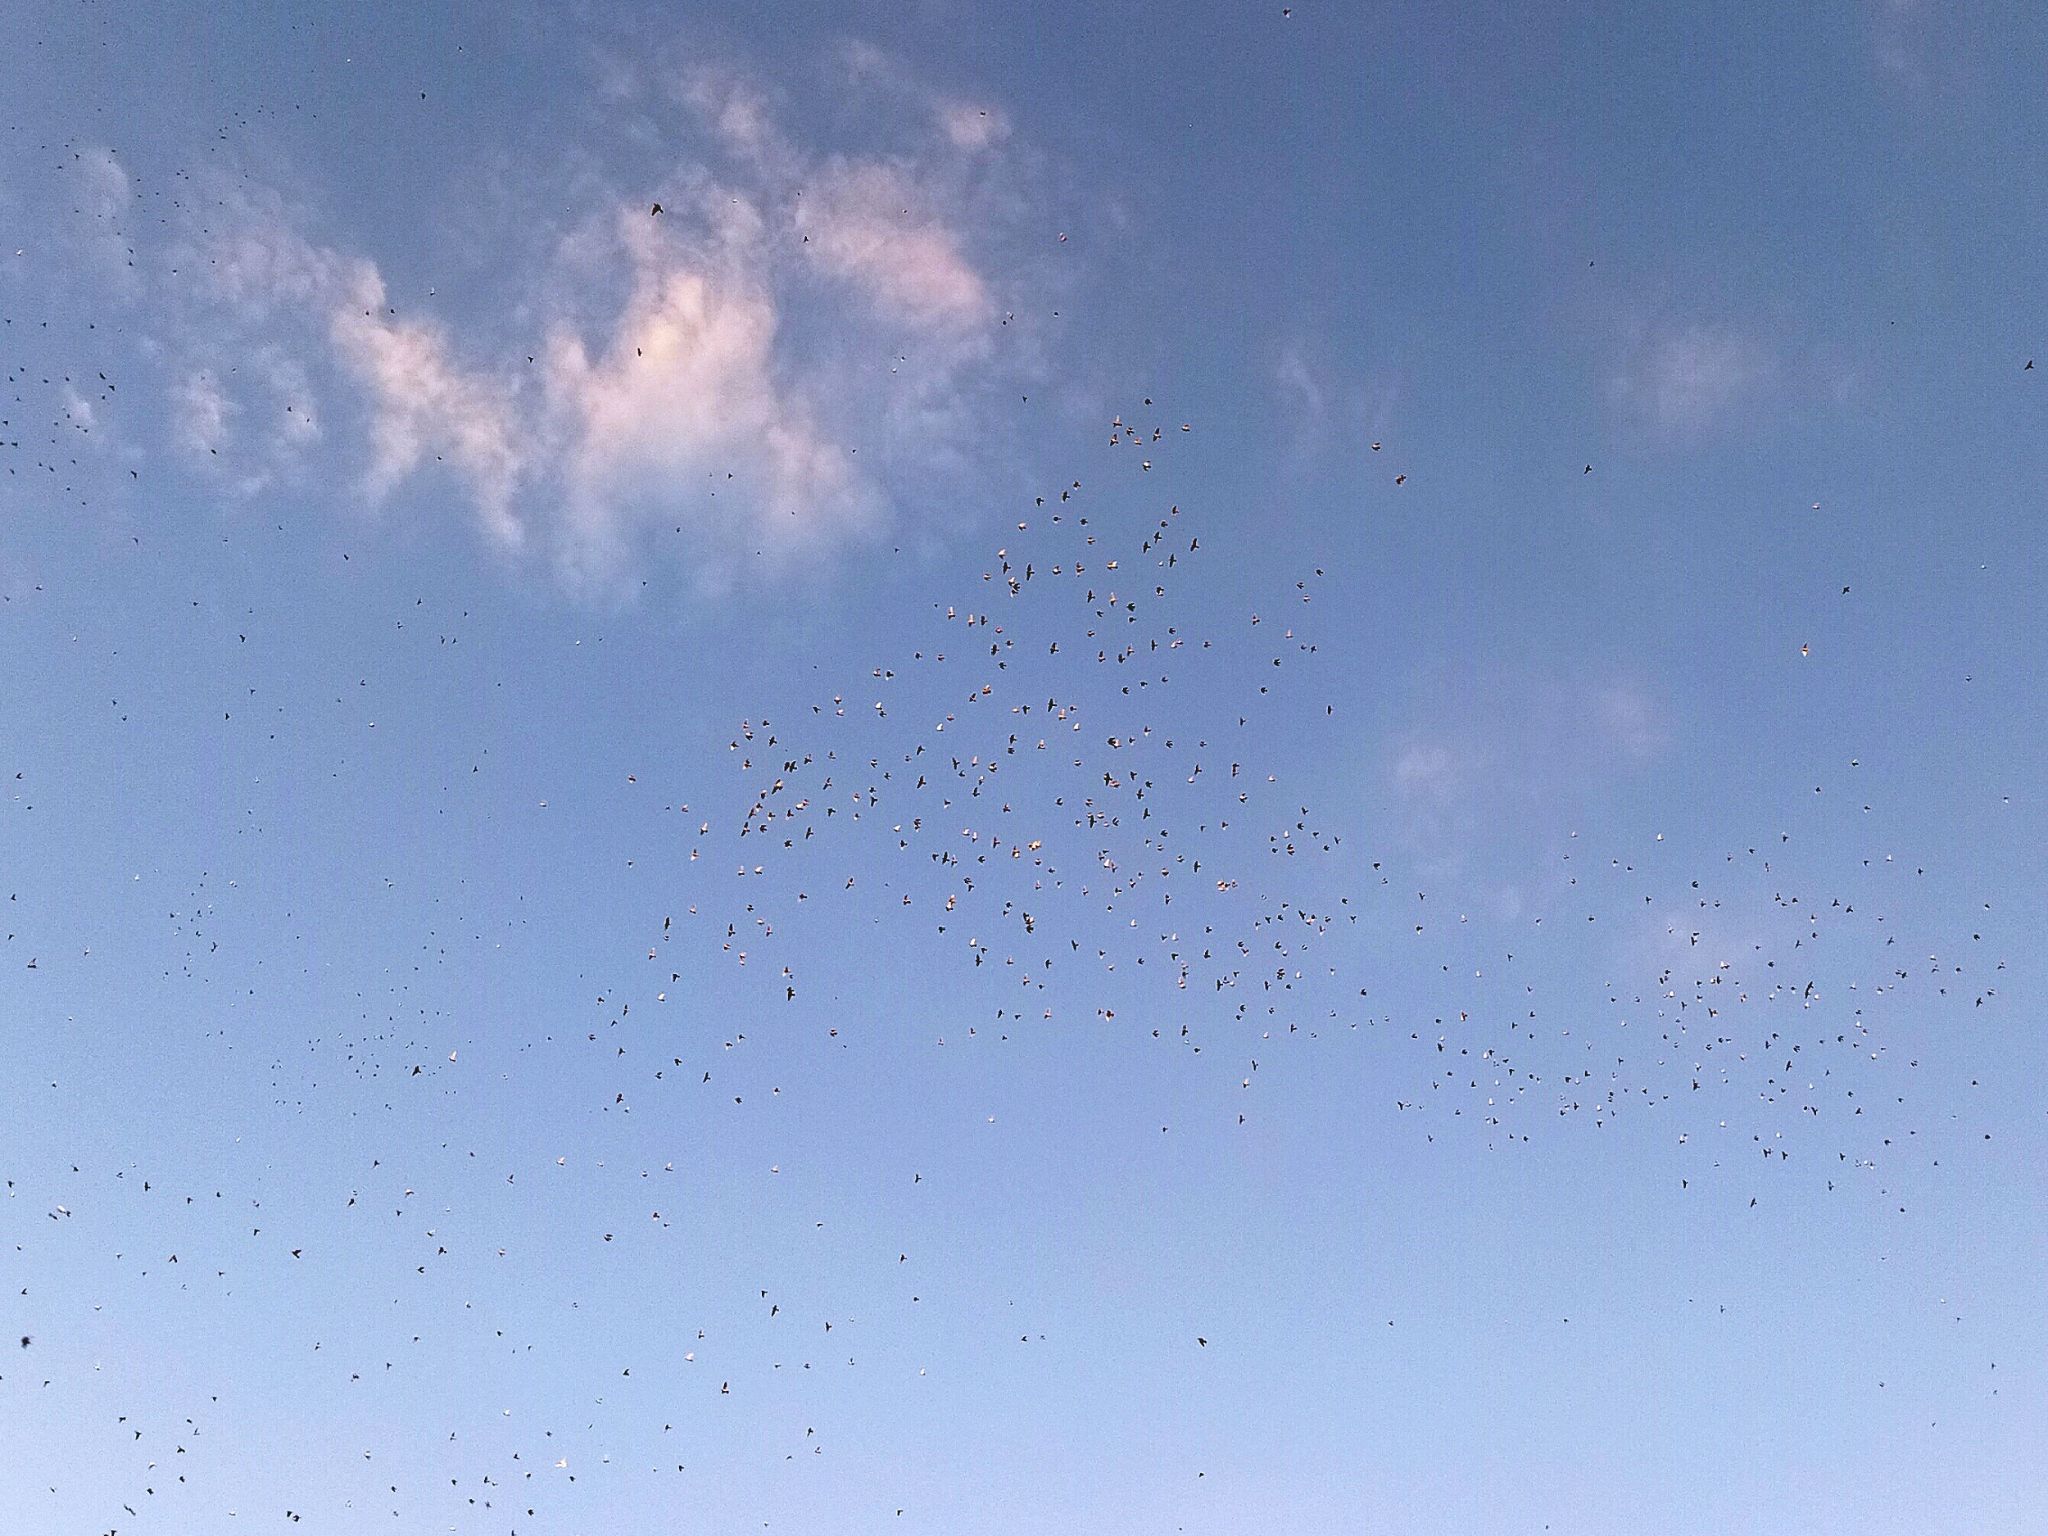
2,3,2043,1533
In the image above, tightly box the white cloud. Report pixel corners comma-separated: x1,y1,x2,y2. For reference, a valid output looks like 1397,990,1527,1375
329,263,525,549
168,348,322,494
1274,343,1327,423
143,48,1039,594
1392,741,1460,799
1272,338,1401,461
1870,0,1928,85
170,199,516,524
1612,323,1775,436
541,202,871,586
172,370,233,458
1591,679,1668,762
681,66,793,173
272,356,322,447
796,159,991,327
1386,669,1672,868
69,147,138,297
60,383,97,434
198,199,351,315
938,102,1009,151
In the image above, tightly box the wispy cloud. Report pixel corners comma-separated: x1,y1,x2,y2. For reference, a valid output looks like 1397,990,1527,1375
330,263,525,548
171,370,233,459
59,382,98,434
796,159,993,327
936,101,1010,152
540,197,874,587
1386,667,1672,875
1610,322,1776,437
1271,337,1400,461
95,43,1054,596
681,66,794,173
169,347,321,496
68,147,138,299
1869,0,1932,88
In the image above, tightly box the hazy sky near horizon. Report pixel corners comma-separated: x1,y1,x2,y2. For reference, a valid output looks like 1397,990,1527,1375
2,4,2044,1533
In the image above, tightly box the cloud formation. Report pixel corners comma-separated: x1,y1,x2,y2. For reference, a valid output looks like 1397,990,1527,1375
167,345,321,496
1386,667,1671,872
541,199,874,586
329,263,524,548
170,370,231,458
1611,322,1776,436
1271,338,1401,462
1870,0,1932,87
937,102,1010,152
121,46,1046,594
68,147,138,299
796,160,993,327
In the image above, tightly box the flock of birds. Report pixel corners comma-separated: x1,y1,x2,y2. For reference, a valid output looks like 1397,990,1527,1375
698,411,2001,1159
5,372,2017,1529
0,101,2025,1536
